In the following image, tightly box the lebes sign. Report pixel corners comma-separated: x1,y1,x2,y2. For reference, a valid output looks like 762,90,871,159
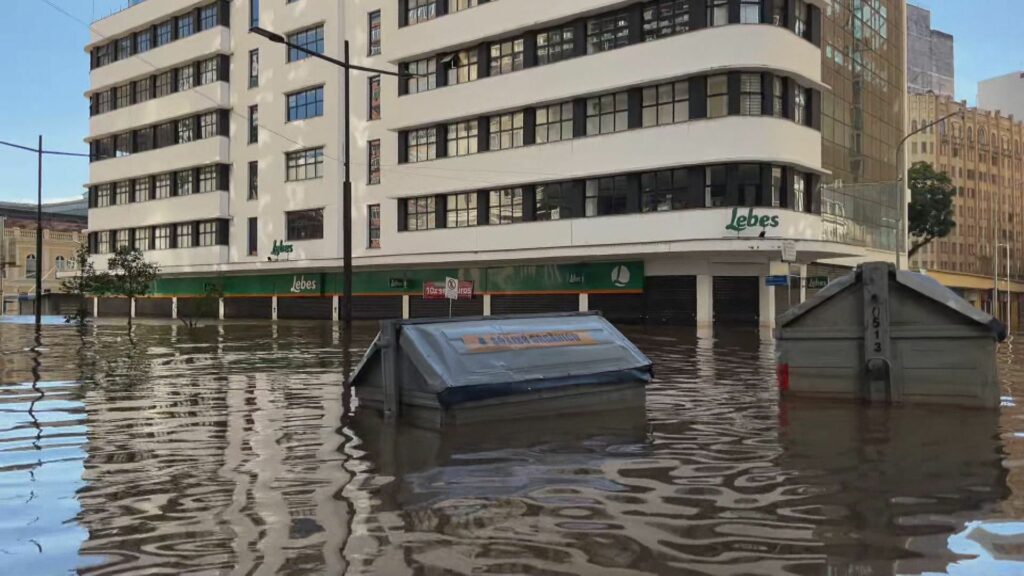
725,207,781,233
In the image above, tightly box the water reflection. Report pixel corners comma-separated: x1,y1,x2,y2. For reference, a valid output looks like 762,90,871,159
0,320,1021,574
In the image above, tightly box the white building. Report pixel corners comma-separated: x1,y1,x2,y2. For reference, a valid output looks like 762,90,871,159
84,0,904,327
979,71,1024,121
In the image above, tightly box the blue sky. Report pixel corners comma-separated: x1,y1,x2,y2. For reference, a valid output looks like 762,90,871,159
0,0,1021,203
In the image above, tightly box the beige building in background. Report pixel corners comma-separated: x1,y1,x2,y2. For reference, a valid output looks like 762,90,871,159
907,93,1024,318
0,200,87,315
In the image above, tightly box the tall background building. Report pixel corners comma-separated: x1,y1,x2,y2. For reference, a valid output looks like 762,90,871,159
82,0,907,327
979,71,1024,121
905,3,954,97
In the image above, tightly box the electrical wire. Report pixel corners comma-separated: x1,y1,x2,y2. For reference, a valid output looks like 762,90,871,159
0,139,90,157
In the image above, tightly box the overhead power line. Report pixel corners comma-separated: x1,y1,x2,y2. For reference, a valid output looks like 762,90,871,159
0,139,90,158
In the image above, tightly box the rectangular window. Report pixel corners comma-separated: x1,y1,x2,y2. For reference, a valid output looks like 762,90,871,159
489,38,524,76
199,57,218,85
446,193,478,228
117,37,132,61
641,169,688,212
178,118,194,144
737,163,761,206
135,127,154,152
368,11,382,55
247,217,258,256
154,174,172,199
115,85,130,109
740,73,763,115
587,12,630,54
368,140,381,184
135,78,152,103
153,120,174,146
134,227,150,252
368,76,381,119
489,112,524,150
407,0,437,25
536,182,575,220
445,49,478,85
642,80,689,127
792,171,806,212
249,49,259,88
199,112,219,139
155,21,173,47
286,208,324,241
449,0,478,12
708,0,728,27
368,205,381,248
250,0,259,29
773,77,784,117
404,58,436,94
136,29,152,53
771,166,782,207
115,133,131,158
707,74,729,118
447,120,479,157
740,0,761,24
537,25,575,65
198,221,217,247
97,184,112,207
134,178,151,202
115,181,131,205
199,165,218,192
155,71,174,97
405,128,437,163
794,0,808,38
288,25,324,62
178,64,195,91
405,197,436,231
114,229,130,251
586,92,629,135
705,165,727,206
176,223,194,248
97,90,113,114
95,44,113,67
643,0,690,41
535,102,574,144
177,13,195,39
154,226,171,250
248,105,259,143
176,170,194,196
794,85,808,125
287,86,324,121
286,147,324,181
248,161,258,200
488,188,524,225
97,231,111,254
199,3,219,31
585,176,630,217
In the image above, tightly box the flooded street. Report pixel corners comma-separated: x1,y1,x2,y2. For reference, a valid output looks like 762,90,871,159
1,319,1023,575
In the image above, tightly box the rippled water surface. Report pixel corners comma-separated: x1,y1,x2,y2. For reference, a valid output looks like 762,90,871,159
2,317,1024,575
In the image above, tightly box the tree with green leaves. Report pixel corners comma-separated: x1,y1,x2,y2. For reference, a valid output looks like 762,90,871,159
907,161,956,258
60,245,101,326
103,247,160,328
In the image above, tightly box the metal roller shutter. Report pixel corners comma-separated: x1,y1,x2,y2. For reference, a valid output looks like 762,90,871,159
224,297,273,319
97,298,131,317
177,297,218,319
135,298,172,318
490,294,579,315
643,276,697,325
713,276,759,325
348,296,403,320
409,296,484,318
588,293,644,324
278,296,333,320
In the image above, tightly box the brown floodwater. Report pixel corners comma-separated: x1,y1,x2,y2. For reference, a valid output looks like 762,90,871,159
1,317,1023,575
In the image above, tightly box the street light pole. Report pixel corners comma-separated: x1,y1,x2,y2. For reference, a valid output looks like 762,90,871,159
895,109,964,270
250,27,413,336
36,135,43,326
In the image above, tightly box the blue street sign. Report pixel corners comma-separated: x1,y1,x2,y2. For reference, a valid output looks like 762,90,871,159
765,275,789,287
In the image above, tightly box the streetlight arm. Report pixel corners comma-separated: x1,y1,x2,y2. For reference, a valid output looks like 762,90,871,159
249,26,419,78
896,109,965,175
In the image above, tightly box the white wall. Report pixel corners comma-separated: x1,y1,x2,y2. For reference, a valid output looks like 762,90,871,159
978,72,1024,120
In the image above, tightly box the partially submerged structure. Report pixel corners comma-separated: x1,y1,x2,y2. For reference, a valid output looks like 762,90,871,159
350,312,653,427
776,262,1006,407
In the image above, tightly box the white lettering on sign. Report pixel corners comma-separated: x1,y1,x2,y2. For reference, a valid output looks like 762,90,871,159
290,275,318,293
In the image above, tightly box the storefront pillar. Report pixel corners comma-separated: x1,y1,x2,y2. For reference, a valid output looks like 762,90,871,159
130,298,136,319
483,294,492,316
332,296,340,322
271,296,278,321
93,296,99,318
799,264,808,303
696,275,713,327
402,295,410,319
170,297,177,319
218,298,225,320
759,276,776,330
578,293,589,312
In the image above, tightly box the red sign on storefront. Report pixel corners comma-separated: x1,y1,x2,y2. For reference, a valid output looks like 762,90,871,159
423,280,474,300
